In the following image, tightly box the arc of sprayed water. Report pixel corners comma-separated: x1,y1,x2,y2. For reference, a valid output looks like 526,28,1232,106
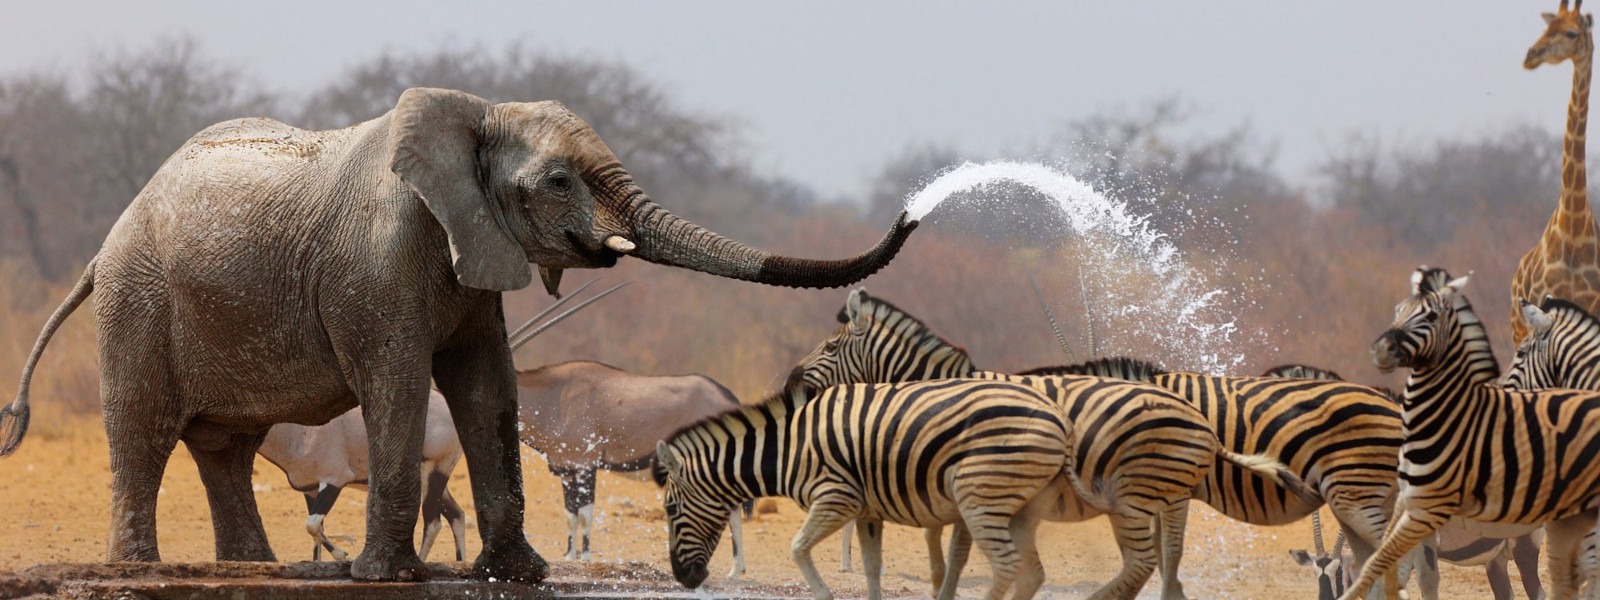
900,159,1257,375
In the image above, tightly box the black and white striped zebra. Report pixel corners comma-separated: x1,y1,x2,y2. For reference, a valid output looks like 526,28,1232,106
653,374,1076,600
1352,266,1600,600
798,289,1316,600
1505,297,1600,392
1265,363,1546,600
1019,340,1417,599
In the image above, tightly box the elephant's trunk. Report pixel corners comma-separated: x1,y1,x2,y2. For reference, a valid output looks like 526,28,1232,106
602,181,918,289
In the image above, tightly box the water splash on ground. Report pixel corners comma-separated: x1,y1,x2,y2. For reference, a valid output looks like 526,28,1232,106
905,160,1264,376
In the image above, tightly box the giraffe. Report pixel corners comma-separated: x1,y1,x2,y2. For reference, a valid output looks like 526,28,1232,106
1513,0,1600,344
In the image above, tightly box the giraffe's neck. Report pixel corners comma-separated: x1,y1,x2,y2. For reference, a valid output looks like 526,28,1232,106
1558,37,1594,233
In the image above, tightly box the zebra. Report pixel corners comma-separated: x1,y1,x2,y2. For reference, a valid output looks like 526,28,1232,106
653,373,1077,600
1504,297,1600,391
1265,363,1547,600
1350,266,1600,600
1012,319,1421,599
798,289,1317,600
1501,296,1600,595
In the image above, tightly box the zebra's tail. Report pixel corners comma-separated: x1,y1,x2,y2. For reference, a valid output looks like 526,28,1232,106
2,259,94,457
1215,448,1320,505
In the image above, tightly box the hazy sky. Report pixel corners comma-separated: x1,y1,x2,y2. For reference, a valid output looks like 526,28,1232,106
0,1,1574,198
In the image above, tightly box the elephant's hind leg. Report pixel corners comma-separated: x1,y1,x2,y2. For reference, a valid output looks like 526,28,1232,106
100,326,183,563
103,415,181,562
187,429,275,561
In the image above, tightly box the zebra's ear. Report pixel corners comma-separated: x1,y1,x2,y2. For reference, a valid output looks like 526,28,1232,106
656,441,681,472
1289,549,1314,566
1446,273,1470,291
1524,301,1554,336
847,288,869,334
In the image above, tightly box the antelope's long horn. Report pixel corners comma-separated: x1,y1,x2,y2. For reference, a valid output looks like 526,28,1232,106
1028,273,1076,363
509,281,632,351
1311,511,1327,555
1080,273,1099,359
1332,530,1347,557
508,278,601,342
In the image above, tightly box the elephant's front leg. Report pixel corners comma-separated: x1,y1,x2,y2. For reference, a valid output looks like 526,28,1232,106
433,306,547,584
349,371,432,582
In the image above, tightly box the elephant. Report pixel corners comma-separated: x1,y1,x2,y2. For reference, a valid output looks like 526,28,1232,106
1,87,917,583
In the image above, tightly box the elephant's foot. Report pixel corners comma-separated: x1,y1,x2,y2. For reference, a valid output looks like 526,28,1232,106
472,538,549,584
216,538,277,563
351,543,428,582
108,541,161,563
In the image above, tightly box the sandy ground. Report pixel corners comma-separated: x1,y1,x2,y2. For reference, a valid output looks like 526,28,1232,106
0,414,1526,599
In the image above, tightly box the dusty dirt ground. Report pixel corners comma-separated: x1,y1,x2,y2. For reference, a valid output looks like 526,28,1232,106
0,414,1527,599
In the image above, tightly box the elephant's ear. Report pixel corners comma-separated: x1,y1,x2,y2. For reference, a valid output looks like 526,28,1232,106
390,88,532,292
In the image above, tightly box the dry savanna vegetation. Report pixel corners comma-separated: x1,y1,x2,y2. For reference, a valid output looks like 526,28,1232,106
0,37,1563,598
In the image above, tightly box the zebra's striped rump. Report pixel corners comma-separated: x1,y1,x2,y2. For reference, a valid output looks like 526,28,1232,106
1150,373,1402,527
1343,267,1600,600
655,377,1072,598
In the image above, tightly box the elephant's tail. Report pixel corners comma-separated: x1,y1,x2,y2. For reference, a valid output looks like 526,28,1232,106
2,259,95,457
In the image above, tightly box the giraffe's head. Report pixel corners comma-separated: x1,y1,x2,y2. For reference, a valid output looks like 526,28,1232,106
1527,0,1594,70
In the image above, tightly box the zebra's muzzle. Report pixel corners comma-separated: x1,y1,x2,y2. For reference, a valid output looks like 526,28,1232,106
671,557,708,589
1371,330,1405,373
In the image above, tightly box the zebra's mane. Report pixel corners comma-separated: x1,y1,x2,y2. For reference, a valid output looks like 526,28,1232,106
1261,363,1401,404
1017,356,1168,381
1261,364,1343,380
846,293,974,367
1537,297,1600,333
1442,282,1501,382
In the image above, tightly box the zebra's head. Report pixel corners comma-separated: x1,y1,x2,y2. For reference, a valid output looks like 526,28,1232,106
797,288,974,388
1372,267,1470,373
655,438,733,589
1503,297,1593,389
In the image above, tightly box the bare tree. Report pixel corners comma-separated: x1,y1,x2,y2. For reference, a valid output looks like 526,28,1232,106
86,36,276,199
1317,126,1560,251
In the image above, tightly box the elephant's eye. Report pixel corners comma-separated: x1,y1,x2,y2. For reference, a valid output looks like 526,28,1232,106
544,173,573,194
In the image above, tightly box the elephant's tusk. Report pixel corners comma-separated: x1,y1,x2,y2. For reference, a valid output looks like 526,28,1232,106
604,236,636,254
539,266,564,299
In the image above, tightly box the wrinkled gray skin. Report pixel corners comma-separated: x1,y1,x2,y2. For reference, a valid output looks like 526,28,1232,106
2,87,917,583
258,390,466,563
514,361,745,573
